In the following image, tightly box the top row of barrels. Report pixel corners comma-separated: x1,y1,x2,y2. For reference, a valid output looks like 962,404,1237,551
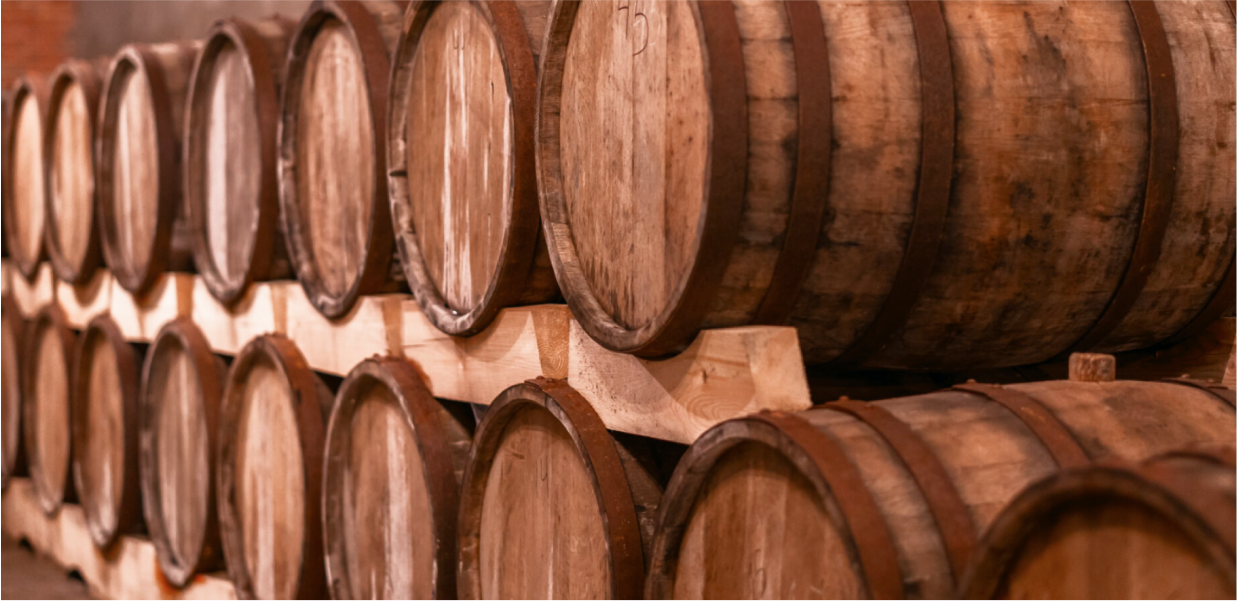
2,0,1234,372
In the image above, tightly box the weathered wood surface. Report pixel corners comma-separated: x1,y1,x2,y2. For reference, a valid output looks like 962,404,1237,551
3,76,50,279
648,376,1237,599
139,318,229,587
186,18,296,306
280,0,407,318
389,0,558,337
322,356,473,599
1,294,26,489
23,304,76,515
70,314,142,549
1,478,237,600
457,379,668,599
44,59,109,284
961,450,1236,599
97,42,201,295
537,0,1236,370
217,334,333,599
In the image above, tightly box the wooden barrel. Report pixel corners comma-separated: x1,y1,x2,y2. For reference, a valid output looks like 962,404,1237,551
138,317,229,586
184,17,297,306
646,372,1237,599
2,90,13,258
322,356,473,599
97,41,202,295
387,1,558,336
22,304,77,515
536,1,1237,369
279,0,407,318
217,334,333,599
43,59,109,284
70,314,142,548
960,448,1236,599
2,76,50,279
1,295,26,489
457,378,668,599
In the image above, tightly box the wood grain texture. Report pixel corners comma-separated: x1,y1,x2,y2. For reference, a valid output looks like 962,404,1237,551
3,78,50,278
70,315,141,549
22,305,76,515
44,59,108,283
539,0,1236,370
962,453,1236,599
1,295,25,488
322,357,473,600
648,379,1237,599
390,0,558,336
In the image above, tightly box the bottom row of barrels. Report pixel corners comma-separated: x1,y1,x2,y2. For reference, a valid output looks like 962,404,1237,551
0,298,1234,600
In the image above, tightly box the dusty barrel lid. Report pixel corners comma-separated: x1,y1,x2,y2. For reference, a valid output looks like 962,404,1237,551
3,75,51,279
457,377,647,599
138,317,228,587
1,294,26,489
217,334,332,600
70,314,142,549
322,355,473,599
22,304,77,515
278,0,406,318
387,0,554,336
96,42,201,295
184,17,295,305
43,58,108,284
960,450,1237,599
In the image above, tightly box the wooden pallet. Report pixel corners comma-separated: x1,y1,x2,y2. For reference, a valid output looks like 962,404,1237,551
1,478,235,600
1,262,811,444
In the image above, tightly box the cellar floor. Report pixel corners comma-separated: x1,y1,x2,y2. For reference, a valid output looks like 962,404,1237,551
1,536,92,599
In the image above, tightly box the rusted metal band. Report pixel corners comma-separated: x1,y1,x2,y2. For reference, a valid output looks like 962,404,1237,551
830,0,954,366
753,1,832,325
750,411,904,599
1155,445,1237,468
1135,461,1237,554
1161,377,1236,408
1063,1,1180,355
954,383,1090,469
823,400,975,584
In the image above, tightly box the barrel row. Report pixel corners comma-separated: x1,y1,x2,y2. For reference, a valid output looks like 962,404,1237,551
3,0,1232,373
2,297,1231,599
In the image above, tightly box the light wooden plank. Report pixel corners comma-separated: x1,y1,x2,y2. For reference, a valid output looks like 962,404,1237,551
6,262,56,317
2,478,236,600
191,277,287,355
56,269,112,329
109,272,194,341
282,285,403,377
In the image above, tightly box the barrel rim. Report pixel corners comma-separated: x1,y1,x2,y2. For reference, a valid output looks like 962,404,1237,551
387,0,542,336
456,377,645,599
278,0,398,319
534,0,748,357
646,412,894,599
958,457,1237,599
1,293,27,491
321,355,462,599
21,303,76,516
216,333,328,599
96,44,192,295
2,76,51,280
185,18,293,306
70,313,140,550
42,59,106,285
138,316,226,588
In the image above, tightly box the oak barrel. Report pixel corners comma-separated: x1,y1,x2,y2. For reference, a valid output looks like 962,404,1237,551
70,314,143,548
387,0,558,335
43,59,109,284
2,75,50,279
217,334,333,600
138,317,229,587
457,378,667,600
185,17,297,306
536,0,1237,369
1,295,26,489
279,0,407,318
97,41,202,295
322,356,473,599
2,91,10,259
960,448,1236,599
22,304,77,515
646,375,1237,599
